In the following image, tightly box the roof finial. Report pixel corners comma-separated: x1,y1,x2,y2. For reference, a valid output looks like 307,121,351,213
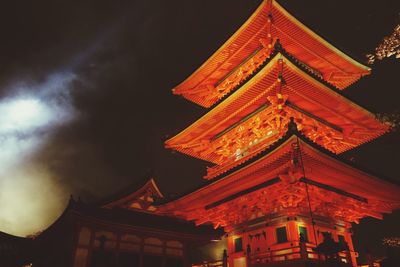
275,38,282,51
288,117,298,132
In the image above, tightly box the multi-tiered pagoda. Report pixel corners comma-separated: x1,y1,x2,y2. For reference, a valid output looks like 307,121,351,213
156,1,400,266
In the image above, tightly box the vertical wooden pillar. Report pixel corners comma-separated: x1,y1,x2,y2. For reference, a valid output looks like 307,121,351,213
183,242,192,267
222,249,228,267
307,220,317,246
86,227,96,267
139,236,144,267
161,240,166,267
299,240,307,260
344,230,357,267
246,244,251,267
227,236,234,267
287,219,297,242
115,232,121,266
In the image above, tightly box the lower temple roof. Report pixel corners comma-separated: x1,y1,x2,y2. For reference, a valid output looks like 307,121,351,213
157,124,400,228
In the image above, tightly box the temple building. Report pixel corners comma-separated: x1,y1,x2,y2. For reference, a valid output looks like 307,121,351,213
2,1,399,267
155,0,400,267
12,178,219,267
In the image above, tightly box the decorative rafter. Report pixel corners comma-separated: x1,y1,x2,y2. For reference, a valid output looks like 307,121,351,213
193,91,365,169
185,178,394,229
166,52,386,167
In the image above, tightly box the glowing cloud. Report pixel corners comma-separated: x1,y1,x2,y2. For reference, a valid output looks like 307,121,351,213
0,72,77,236
0,98,51,133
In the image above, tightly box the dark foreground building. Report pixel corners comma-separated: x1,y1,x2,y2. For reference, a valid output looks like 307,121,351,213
32,178,223,267
0,231,34,267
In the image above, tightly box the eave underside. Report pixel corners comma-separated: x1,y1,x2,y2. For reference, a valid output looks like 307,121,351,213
166,53,387,166
158,134,400,228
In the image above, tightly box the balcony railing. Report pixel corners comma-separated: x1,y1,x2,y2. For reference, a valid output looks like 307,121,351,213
250,242,352,266
192,243,353,267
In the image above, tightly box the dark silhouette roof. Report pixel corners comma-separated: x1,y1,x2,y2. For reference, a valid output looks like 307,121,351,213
0,231,34,266
94,174,163,207
71,200,223,238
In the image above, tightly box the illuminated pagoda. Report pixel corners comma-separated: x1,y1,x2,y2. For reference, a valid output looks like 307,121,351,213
156,1,400,266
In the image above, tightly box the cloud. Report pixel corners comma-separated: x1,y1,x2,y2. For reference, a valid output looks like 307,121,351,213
0,162,68,236
0,72,77,236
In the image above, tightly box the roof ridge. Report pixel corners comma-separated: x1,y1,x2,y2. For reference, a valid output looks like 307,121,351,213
94,175,163,207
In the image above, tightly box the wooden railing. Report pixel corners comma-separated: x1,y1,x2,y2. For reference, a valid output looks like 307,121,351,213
192,244,352,267
250,244,316,264
249,243,352,266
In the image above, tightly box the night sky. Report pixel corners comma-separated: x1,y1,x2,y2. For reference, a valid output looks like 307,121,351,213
0,0,399,261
